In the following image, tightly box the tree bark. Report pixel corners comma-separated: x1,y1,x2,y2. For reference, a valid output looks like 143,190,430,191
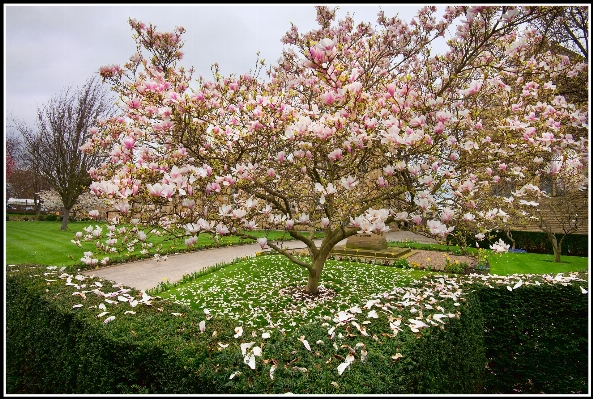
548,233,562,263
306,270,321,294
303,235,338,294
61,208,70,231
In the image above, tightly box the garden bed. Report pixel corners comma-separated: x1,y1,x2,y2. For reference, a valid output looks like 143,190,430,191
403,249,488,274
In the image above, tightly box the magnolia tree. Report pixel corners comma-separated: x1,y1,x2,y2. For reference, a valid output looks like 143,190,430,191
78,6,588,293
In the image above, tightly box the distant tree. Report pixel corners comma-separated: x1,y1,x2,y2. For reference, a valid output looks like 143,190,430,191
38,189,113,220
12,76,117,230
5,131,51,203
513,161,588,263
6,132,21,191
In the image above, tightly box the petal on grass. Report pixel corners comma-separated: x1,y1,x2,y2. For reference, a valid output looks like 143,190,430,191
337,361,350,375
244,353,256,370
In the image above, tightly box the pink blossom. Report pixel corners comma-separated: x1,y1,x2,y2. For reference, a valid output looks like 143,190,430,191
463,213,475,222
539,132,554,144
377,176,388,188
321,92,335,105
114,201,130,214
461,80,482,96
160,184,176,199
427,220,454,237
215,223,229,235
340,175,357,190
185,236,198,247
146,183,164,196
257,237,267,249
383,165,395,176
276,151,286,163
440,207,455,223
411,215,423,225
549,161,562,174
328,148,343,162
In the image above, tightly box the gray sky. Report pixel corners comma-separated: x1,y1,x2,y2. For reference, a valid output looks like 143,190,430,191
4,4,448,132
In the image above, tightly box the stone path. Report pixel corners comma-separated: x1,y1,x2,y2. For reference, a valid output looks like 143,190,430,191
82,230,437,291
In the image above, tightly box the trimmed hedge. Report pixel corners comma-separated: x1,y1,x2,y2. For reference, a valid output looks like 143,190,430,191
488,230,588,257
6,263,588,394
477,284,588,394
447,230,588,257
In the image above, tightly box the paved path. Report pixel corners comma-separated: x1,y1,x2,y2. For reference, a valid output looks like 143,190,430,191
82,231,436,291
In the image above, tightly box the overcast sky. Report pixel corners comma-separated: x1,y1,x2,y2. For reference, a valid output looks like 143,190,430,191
4,4,450,133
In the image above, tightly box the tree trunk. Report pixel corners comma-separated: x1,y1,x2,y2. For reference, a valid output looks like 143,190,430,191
304,244,333,294
506,229,516,250
548,233,562,263
61,208,70,230
306,271,321,294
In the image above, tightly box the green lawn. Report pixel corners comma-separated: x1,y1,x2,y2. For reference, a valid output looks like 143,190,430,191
157,254,433,332
4,220,315,269
487,251,589,275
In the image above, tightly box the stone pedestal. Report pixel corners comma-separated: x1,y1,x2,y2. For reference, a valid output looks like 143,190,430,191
346,232,388,250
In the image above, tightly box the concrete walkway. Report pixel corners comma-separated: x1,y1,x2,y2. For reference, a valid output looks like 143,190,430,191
82,231,436,291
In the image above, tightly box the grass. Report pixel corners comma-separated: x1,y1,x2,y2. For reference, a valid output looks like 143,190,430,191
157,254,433,333
486,251,589,275
4,220,319,270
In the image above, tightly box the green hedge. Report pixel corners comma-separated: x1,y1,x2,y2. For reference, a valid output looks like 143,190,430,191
6,263,588,394
448,230,588,257
477,284,588,394
486,231,588,257
6,264,485,394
